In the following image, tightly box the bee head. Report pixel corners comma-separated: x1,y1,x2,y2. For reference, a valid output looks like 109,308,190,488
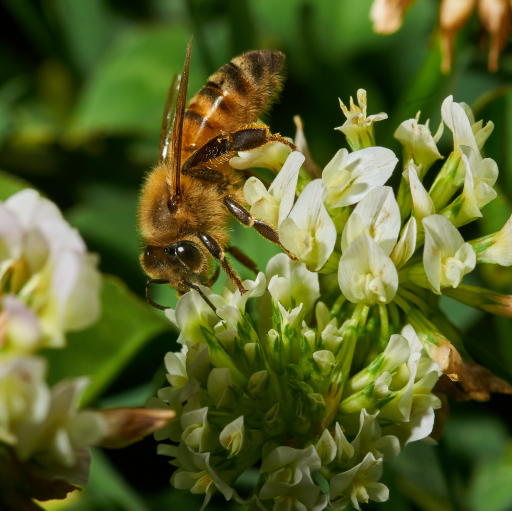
141,240,208,291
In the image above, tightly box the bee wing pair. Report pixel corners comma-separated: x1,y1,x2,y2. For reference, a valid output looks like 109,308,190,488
159,37,192,199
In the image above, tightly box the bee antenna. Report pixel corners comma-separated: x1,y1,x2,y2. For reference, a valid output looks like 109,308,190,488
169,35,193,201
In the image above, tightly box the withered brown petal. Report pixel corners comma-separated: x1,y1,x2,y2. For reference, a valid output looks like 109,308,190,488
99,407,177,449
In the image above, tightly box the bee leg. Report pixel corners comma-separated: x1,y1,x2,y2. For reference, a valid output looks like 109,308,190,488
181,279,219,313
146,279,172,310
224,196,298,261
181,127,298,175
207,265,221,286
197,231,246,294
227,246,259,275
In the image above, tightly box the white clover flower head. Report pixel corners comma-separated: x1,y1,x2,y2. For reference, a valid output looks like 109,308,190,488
0,189,101,352
244,151,305,228
423,215,476,293
339,232,399,305
336,90,388,150
394,111,444,172
149,90,512,510
330,452,389,510
322,147,398,209
13,376,107,484
279,179,337,271
230,138,293,173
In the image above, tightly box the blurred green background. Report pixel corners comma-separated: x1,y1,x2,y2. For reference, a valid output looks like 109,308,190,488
1,0,512,509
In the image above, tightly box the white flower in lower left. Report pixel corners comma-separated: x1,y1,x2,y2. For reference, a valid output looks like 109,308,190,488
0,356,49,445
13,376,107,484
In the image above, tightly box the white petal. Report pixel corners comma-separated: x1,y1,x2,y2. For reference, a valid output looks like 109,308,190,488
405,162,435,222
423,215,465,293
338,232,398,305
390,217,417,270
342,186,400,255
269,151,305,225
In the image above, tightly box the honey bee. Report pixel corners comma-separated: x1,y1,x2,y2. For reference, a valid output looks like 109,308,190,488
138,37,297,310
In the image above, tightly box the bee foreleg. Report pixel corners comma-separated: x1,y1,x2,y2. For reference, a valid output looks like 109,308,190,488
197,231,246,294
146,279,172,310
224,196,298,261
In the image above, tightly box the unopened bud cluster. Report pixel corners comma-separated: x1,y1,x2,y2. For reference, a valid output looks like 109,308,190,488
151,90,512,509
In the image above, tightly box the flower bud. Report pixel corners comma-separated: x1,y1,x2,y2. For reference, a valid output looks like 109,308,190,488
247,370,269,399
265,403,286,436
293,400,311,434
338,372,393,415
306,393,327,422
394,112,444,173
185,343,210,385
444,284,512,318
180,407,218,453
315,428,336,466
219,416,246,457
334,422,355,462
99,407,175,449
345,334,410,396
311,350,336,393
470,214,512,266
207,368,236,410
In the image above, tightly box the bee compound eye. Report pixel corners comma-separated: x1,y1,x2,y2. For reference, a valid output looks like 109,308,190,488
174,242,204,273
163,245,176,256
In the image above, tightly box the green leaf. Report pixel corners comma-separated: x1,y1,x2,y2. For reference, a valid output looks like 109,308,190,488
471,445,512,511
389,442,453,511
73,26,205,136
54,0,112,74
43,274,172,405
0,170,32,200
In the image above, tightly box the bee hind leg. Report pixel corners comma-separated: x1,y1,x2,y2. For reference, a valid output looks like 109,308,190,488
197,231,246,294
224,196,298,261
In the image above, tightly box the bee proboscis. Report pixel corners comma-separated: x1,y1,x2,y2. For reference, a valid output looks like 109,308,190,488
138,36,297,311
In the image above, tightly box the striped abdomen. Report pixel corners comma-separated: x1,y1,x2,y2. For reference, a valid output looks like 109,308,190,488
180,50,285,162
